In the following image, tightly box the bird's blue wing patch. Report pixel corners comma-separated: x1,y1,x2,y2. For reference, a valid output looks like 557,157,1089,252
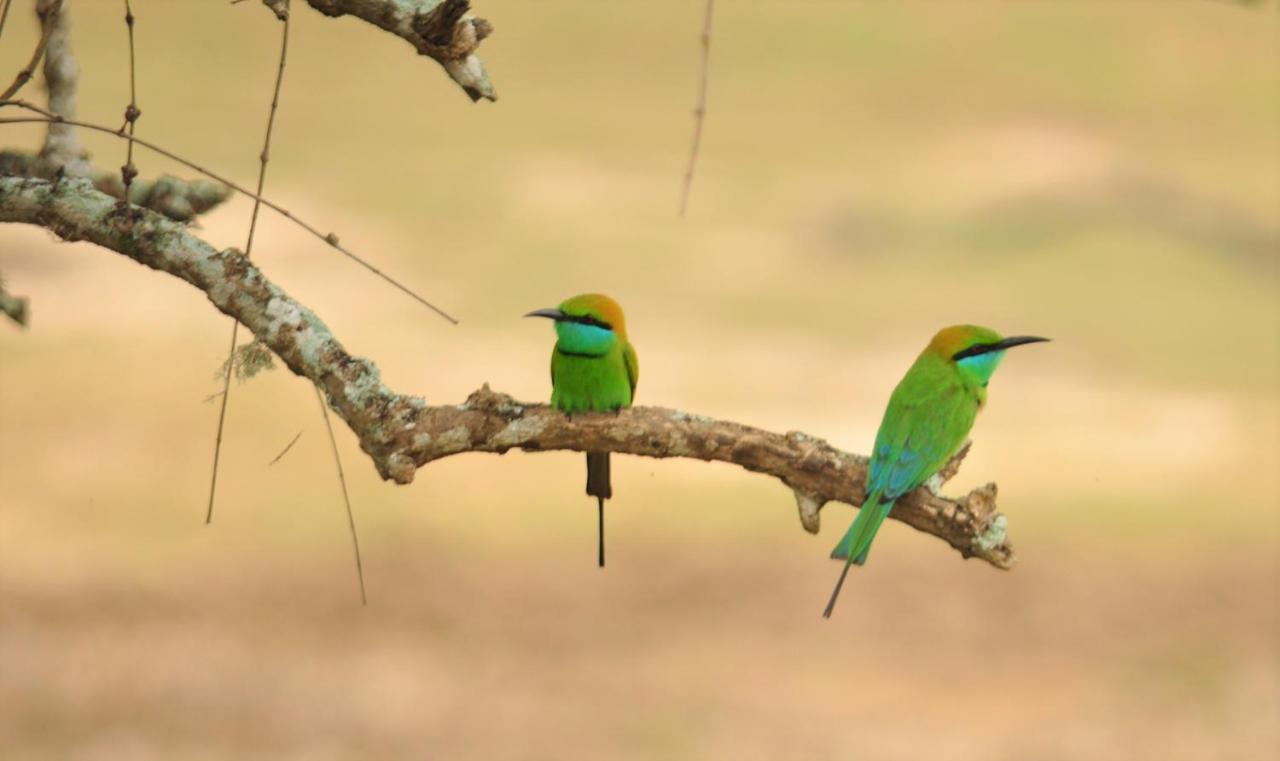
866,378,975,502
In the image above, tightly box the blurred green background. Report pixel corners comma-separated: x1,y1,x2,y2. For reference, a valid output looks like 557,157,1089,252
2,1,1277,759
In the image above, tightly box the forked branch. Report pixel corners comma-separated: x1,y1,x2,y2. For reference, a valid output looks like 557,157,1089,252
0,175,1017,569
0,1,230,220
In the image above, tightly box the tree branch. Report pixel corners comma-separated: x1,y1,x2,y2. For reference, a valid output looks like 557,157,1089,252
0,149,230,221
296,0,496,102
0,175,1016,569
36,0,89,175
0,2,231,220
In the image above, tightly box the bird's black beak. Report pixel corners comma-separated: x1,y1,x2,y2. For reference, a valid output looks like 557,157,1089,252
995,336,1051,351
524,308,566,321
953,335,1050,360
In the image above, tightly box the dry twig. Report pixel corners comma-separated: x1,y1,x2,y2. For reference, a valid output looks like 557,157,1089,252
208,6,292,524
678,0,713,217
0,103,455,320
316,388,368,605
119,0,139,203
209,1,368,603
0,0,60,102
0,0,15,43
267,430,304,466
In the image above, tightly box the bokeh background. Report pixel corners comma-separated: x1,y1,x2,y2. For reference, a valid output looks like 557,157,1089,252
2,1,1277,759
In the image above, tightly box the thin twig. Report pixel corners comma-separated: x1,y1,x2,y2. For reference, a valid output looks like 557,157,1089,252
267,430,304,466
258,5,366,604
678,0,713,217
245,5,288,260
0,0,14,44
1,0,61,101
0,104,457,322
206,326,238,523
207,5,291,524
120,0,139,203
316,387,368,606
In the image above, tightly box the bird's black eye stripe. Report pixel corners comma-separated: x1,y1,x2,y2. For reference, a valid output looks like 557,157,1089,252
563,314,613,331
952,342,1000,361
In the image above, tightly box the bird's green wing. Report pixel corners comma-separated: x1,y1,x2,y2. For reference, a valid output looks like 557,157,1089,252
622,341,639,401
830,357,982,574
870,364,977,501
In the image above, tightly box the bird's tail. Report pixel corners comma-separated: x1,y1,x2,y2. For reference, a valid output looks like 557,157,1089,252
586,452,611,568
823,493,893,618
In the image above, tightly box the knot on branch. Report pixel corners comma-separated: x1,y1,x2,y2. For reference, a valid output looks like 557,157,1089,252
413,0,485,57
263,0,291,20
296,0,496,102
463,383,523,414
411,0,496,102
959,483,1013,567
792,488,827,534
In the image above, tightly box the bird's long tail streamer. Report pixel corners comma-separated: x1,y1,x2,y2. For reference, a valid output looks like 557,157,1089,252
597,495,605,568
586,452,612,568
824,492,892,618
823,561,854,619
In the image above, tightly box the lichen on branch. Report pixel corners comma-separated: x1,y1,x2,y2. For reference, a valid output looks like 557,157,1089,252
0,150,230,221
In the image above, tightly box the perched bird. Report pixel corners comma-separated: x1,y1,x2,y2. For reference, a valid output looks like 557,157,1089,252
824,325,1048,618
526,294,639,568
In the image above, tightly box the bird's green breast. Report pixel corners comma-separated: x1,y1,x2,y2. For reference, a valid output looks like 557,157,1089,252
550,342,634,413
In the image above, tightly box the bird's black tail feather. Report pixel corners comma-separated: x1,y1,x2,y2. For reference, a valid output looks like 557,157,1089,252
596,495,605,567
586,453,611,567
822,560,854,618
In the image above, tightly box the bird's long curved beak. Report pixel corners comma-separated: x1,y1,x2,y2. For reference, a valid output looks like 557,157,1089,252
996,336,1051,350
524,308,566,321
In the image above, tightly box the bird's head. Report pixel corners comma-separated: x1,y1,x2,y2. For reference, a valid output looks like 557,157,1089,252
928,325,1049,386
525,293,628,355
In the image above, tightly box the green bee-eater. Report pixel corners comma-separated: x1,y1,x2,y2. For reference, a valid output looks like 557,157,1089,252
824,325,1048,618
526,294,639,568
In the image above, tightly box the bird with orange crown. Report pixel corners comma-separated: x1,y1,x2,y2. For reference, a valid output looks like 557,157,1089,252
526,294,639,568
823,325,1048,617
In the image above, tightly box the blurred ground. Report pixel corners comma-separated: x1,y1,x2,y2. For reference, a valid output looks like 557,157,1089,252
1,1,1277,759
